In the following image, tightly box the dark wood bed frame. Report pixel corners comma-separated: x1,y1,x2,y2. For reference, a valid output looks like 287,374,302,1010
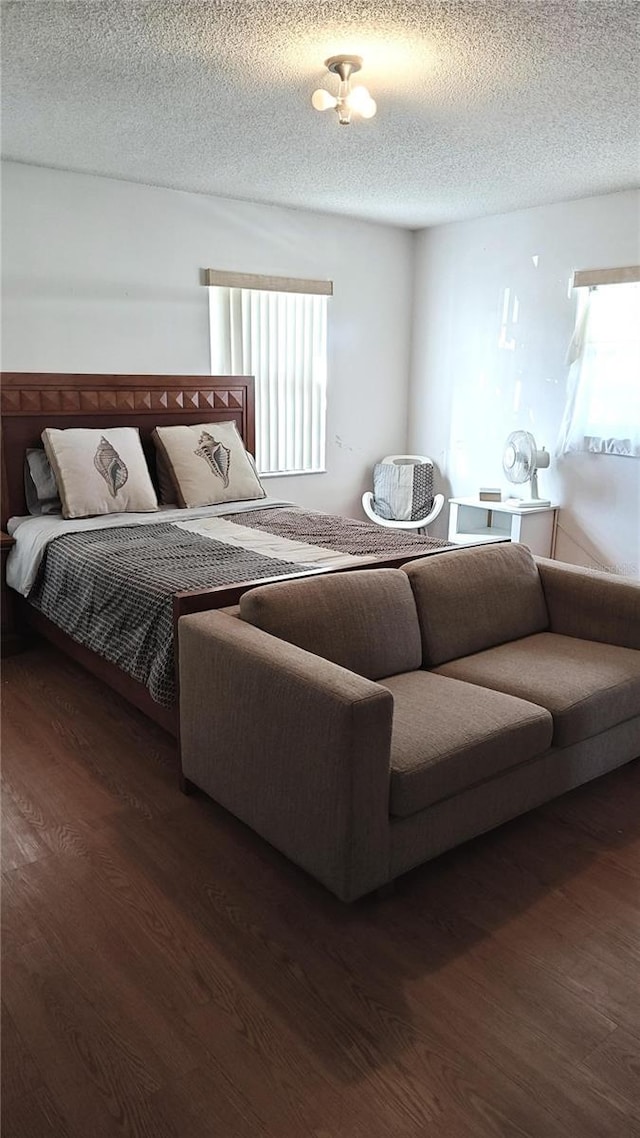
1,371,450,738
1,372,262,733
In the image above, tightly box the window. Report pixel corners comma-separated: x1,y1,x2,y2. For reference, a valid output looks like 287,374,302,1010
208,273,330,476
557,279,640,458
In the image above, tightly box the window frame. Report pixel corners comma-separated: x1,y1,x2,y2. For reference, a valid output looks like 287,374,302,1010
557,273,640,460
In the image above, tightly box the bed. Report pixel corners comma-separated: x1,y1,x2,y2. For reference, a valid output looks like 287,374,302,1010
1,372,454,735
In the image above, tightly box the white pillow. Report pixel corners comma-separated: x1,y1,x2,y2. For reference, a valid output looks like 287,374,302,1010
42,427,158,519
152,421,266,508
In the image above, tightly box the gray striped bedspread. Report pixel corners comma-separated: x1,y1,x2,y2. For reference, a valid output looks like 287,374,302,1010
29,507,453,707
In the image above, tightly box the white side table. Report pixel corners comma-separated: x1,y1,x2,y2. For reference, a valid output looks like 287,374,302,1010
448,498,559,558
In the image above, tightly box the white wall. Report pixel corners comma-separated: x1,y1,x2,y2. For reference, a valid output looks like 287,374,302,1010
1,161,413,517
4,164,638,569
409,190,640,575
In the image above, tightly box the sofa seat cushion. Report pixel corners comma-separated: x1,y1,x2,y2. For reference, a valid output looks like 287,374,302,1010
379,671,552,818
434,632,640,748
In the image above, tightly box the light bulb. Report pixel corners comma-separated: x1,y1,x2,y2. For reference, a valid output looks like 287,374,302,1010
345,85,371,113
359,96,376,119
312,88,337,112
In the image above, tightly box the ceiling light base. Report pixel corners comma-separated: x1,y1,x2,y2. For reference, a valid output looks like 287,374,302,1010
326,55,362,82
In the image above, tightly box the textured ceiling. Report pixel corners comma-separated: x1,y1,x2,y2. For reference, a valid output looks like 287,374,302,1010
2,0,639,228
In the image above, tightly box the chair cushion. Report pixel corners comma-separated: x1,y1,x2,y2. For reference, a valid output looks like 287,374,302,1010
373,460,434,521
403,543,549,666
434,632,640,748
240,569,422,681
380,671,552,817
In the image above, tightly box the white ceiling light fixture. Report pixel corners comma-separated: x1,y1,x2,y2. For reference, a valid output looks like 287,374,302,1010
311,56,377,125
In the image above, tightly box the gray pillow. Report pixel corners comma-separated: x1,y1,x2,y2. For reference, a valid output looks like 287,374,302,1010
155,449,178,505
24,448,62,515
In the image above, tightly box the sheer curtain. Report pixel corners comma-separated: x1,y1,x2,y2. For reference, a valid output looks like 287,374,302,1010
557,283,640,458
209,286,327,475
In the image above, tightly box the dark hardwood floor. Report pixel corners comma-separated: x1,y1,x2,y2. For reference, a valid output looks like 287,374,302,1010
2,643,639,1138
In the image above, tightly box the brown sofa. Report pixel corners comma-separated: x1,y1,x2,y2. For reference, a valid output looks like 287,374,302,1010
178,544,640,901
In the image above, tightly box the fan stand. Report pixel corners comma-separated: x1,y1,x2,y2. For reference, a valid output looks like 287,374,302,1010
518,470,551,508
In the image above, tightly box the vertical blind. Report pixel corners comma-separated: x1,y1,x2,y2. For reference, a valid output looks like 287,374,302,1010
209,286,328,475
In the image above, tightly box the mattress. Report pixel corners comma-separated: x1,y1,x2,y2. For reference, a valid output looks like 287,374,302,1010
7,500,453,706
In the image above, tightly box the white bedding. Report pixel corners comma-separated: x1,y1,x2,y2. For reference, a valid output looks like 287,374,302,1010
7,497,293,596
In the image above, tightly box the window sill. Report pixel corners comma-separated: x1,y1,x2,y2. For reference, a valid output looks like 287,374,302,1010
259,469,327,478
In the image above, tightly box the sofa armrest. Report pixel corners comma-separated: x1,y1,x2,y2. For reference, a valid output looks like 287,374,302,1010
178,611,394,901
536,558,640,650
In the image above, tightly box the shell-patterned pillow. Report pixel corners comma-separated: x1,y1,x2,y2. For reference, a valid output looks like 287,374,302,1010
41,427,158,519
152,421,265,508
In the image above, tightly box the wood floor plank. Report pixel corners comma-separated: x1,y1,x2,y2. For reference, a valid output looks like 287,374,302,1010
0,778,50,870
357,907,639,1138
1,1001,46,1106
438,821,640,1039
1,1082,77,1138
2,644,639,1138
2,947,148,1138
2,655,178,821
2,859,204,1080
113,801,625,1138
580,1027,640,1113
145,1065,274,1138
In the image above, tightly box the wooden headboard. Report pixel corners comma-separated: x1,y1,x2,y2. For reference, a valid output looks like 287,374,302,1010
0,372,256,527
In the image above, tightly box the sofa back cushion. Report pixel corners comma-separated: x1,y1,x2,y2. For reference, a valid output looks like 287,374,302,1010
239,568,422,680
403,543,549,667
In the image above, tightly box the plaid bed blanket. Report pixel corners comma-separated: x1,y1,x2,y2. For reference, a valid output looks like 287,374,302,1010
221,506,451,556
29,509,452,707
